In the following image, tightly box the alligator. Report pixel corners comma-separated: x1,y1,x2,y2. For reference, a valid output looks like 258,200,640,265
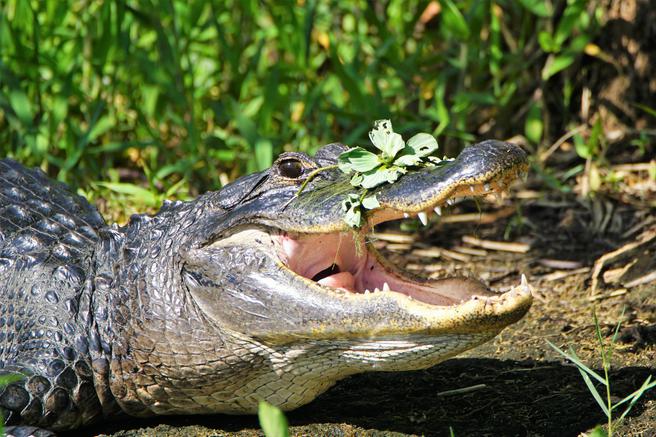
0,140,532,436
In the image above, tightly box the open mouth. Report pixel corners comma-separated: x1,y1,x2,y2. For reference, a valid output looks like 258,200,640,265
280,229,494,306
279,175,525,308
188,141,532,343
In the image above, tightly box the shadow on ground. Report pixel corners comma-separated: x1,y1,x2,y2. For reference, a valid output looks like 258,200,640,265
77,358,654,437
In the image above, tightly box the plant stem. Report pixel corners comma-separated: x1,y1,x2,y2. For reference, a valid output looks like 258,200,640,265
595,309,614,436
295,165,338,197
604,355,612,436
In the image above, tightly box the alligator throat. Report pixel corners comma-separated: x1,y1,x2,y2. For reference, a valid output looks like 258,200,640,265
281,221,496,306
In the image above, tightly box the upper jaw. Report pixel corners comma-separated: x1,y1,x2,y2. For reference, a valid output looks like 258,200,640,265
274,140,528,234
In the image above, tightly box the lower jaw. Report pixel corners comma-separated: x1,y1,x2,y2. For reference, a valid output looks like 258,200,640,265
295,239,494,307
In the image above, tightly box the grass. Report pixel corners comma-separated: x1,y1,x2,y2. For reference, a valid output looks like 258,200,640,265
0,373,24,436
258,401,290,437
0,0,622,213
547,309,656,437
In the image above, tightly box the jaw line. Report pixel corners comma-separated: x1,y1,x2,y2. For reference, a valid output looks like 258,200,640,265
277,219,522,310
202,224,533,343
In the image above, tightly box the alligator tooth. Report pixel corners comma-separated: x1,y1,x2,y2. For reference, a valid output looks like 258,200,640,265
403,212,410,218
374,287,381,293
364,289,370,295
470,185,476,192
418,211,428,226
446,198,455,206
382,282,390,291
434,206,442,216
521,274,530,290
484,183,491,191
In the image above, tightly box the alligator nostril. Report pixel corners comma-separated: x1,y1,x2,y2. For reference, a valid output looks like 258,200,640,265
311,264,341,282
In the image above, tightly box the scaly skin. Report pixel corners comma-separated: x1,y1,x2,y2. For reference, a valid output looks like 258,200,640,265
0,141,532,434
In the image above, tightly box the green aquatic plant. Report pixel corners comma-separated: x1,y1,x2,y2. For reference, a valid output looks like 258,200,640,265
337,119,448,227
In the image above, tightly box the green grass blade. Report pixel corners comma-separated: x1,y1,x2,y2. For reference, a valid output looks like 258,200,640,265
0,373,24,385
95,182,160,207
258,400,289,437
615,376,656,420
578,367,609,417
546,340,607,386
0,372,25,436
8,89,34,126
592,310,610,365
633,103,656,118
440,0,470,41
610,307,626,344
588,425,608,437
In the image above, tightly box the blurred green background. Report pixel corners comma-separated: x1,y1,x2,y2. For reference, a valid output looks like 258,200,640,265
0,0,653,214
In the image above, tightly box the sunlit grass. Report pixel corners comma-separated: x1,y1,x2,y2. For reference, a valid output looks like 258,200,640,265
1,0,612,201
547,310,656,437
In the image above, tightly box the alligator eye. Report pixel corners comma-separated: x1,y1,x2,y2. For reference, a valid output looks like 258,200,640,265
278,159,304,179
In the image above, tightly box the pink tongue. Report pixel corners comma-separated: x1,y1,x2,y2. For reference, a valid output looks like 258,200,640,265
318,271,356,291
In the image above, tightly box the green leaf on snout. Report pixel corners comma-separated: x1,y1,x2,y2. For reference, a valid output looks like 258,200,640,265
359,167,403,189
337,120,443,228
406,132,439,157
341,194,360,211
394,153,422,167
342,194,363,227
338,147,381,173
350,173,364,186
344,207,361,228
369,119,405,159
361,194,380,209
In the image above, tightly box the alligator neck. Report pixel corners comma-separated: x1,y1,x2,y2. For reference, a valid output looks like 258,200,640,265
86,225,128,419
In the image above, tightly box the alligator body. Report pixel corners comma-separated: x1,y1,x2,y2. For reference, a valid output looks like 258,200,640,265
0,141,532,435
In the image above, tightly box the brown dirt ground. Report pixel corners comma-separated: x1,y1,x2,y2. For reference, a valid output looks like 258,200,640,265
72,182,655,437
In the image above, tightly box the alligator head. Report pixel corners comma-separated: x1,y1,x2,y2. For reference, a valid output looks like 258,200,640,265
105,140,532,416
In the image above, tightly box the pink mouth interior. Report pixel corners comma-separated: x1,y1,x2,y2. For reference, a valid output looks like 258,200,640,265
279,231,494,306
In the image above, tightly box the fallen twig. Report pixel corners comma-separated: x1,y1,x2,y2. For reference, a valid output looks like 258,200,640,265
588,288,628,302
452,245,488,257
412,247,471,262
623,270,656,288
436,384,487,397
462,235,531,253
540,267,590,282
439,206,515,224
611,162,656,172
372,232,415,243
590,227,656,294
539,124,586,162
538,259,583,270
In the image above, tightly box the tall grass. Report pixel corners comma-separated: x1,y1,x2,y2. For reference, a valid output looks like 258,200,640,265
1,0,605,199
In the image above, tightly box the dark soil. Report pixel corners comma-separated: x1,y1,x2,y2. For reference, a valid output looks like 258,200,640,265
73,189,655,437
